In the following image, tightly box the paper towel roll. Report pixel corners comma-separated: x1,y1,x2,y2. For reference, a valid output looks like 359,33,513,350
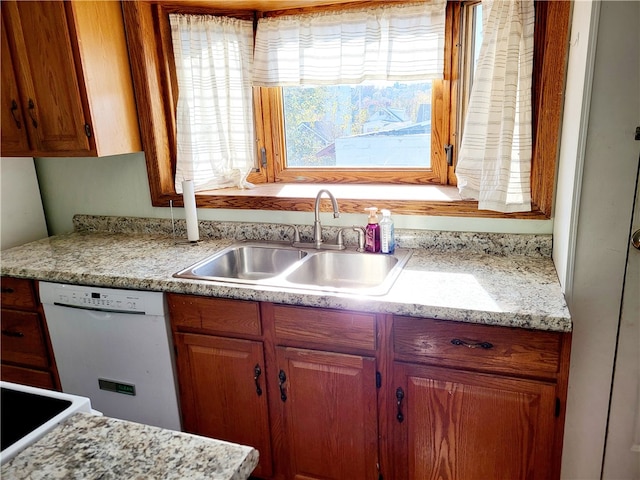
182,180,199,242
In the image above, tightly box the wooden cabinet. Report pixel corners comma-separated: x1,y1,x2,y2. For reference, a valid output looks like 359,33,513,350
168,296,382,480
270,304,380,479
174,333,273,478
0,0,140,157
0,277,60,390
168,294,272,478
387,315,571,480
168,294,571,480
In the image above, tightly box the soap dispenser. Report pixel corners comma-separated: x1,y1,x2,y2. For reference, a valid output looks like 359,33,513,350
364,207,380,253
380,209,395,254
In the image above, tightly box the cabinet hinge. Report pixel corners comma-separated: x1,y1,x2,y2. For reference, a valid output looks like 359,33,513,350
84,123,92,138
376,371,382,389
555,397,561,417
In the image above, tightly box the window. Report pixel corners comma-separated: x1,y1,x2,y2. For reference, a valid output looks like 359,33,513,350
282,81,434,169
123,0,571,219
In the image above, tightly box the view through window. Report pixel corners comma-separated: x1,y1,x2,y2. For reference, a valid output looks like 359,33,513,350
282,81,434,169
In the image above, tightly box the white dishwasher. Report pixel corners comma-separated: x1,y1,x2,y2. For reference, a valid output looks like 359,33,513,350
39,282,181,431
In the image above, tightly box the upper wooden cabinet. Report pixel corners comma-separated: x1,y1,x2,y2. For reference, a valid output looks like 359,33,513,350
0,1,141,157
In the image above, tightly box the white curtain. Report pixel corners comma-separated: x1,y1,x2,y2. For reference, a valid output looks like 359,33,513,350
455,0,534,212
170,14,255,193
252,1,446,86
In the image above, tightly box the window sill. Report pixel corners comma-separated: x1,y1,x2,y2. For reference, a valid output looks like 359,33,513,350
171,183,548,219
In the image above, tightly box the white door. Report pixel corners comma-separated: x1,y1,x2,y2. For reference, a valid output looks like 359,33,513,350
602,159,640,479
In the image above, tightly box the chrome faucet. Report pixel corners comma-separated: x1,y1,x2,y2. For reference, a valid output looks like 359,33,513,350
313,189,340,249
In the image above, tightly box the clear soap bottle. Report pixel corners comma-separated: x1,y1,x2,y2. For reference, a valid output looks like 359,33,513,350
380,209,395,254
364,207,380,253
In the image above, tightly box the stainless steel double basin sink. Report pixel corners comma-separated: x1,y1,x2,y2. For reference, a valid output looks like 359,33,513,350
173,241,412,296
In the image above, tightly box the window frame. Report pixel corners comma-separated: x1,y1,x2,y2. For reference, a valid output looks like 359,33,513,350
122,0,571,219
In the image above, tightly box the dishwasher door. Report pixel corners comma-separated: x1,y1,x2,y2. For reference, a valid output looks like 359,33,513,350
43,303,181,431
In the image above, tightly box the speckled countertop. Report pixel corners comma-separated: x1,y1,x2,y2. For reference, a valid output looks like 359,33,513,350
1,412,258,480
0,215,571,332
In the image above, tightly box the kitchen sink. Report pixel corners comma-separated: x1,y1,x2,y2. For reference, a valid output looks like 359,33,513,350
174,241,412,296
174,242,308,282
284,250,401,293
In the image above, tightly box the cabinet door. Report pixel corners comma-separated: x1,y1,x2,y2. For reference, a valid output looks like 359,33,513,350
391,362,557,480
174,333,272,478
276,347,379,480
1,11,29,155
2,1,89,153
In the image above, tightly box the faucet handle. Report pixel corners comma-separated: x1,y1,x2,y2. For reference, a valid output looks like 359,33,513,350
283,224,301,244
352,226,366,252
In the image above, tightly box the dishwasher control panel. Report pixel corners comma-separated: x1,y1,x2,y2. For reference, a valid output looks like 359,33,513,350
39,282,166,316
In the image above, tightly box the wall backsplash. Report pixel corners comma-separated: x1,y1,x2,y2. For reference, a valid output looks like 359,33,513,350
73,214,552,258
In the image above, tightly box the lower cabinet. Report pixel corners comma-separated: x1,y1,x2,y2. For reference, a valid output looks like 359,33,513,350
1,277,60,390
167,293,571,480
173,333,273,478
275,347,379,479
391,363,557,480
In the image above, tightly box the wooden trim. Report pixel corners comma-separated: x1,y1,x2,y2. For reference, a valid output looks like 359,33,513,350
122,1,175,205
531,0,572,217
448,0,463,186
161,183,547,219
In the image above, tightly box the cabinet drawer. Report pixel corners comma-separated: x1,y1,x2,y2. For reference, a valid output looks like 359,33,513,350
1,310,49,368
273,305,376,353
393,316,562,377
167,294,261,336
1,277,36,310
1,363,56,390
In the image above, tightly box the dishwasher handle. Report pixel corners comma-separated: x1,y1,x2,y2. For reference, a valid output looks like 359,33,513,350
52,302,146,315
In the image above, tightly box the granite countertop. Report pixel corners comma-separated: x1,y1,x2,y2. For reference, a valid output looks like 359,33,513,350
0,215,572,332
1,412,259,480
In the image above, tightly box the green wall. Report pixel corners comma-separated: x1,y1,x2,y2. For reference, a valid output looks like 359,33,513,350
35,152,553,235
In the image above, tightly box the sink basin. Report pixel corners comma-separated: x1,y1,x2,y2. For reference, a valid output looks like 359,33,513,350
174,242,307,282
174,241,411,295
284,251,402,293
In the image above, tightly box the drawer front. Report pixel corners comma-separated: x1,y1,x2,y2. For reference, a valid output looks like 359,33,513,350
1,277,36,310
1,310,50,368
393,316,562,377
1,363,56,390
167,294,261,336
273,305,376,352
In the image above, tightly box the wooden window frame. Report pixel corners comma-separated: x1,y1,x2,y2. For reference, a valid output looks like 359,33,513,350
122,0,571,219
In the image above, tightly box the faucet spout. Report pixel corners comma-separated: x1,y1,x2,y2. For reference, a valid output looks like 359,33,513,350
313,189,340,248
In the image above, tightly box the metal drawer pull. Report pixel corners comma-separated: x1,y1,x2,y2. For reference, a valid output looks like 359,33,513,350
451,338,493,349
2,329,24,338
278,369,287,402
396,387,405,423
1,287,15,294
254,364,263,397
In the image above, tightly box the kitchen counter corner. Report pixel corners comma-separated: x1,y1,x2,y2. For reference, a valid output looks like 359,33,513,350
1,412,258,480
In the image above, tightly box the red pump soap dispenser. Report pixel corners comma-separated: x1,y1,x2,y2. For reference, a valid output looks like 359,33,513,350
364,207,381,253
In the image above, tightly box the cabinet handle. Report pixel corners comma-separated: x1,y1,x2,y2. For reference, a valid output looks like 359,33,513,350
396,387,405,423
10,100,21,128
278,369,287,402
27,98,38,128
2,329,24,338
451,338,493,349
254,364,263,397
1,287,15,294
